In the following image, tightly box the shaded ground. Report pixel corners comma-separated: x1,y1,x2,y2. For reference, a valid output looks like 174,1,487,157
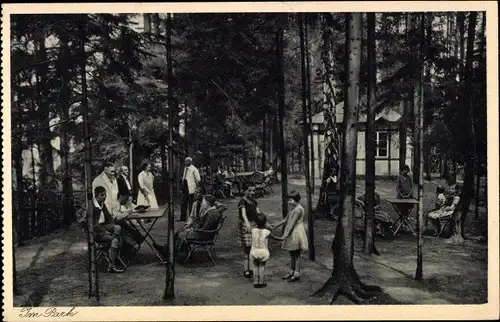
13,179,487,306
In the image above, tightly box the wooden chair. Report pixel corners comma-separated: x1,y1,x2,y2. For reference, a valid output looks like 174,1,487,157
183,216,227,265
79,219,128,269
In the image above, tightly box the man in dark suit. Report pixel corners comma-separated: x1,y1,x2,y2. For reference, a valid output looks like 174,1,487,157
93,186,125,273
174,195,227,257
117,166,133,205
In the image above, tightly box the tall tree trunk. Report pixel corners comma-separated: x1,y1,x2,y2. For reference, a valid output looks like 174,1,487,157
153,13,161,35
12,75,23,294
277,26,288,218
316,13,341,215
261,115,267,171
415,13,427,281
35,30,55,188
448,12,478,244
164,13,176,300
58,34,75,227
424,13,433,182
79,16,99,302
313,13,381,304
298,145,303,173
399,13,410,172
364,13,378,256
143,14,152,33
409,14,420,183
300,15,315,261
305,18,315,193
269,115,274,164
475,12,486,220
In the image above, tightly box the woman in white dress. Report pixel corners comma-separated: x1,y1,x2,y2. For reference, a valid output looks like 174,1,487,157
137,162,159,209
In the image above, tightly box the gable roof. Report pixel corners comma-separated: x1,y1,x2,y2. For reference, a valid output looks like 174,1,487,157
308,101,403,124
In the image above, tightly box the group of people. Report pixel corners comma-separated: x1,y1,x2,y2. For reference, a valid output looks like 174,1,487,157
237,184,308,288
87,162,163,273
323,164,462,237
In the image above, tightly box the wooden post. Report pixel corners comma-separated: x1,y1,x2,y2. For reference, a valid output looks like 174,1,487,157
300,14,315,260
277,27,288,218
80,16,99,302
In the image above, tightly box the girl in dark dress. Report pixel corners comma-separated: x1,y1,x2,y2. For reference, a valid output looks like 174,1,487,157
239,183,270,278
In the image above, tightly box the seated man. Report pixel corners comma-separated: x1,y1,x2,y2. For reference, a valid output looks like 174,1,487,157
175,194,227,257
215,167,233,197
93,186,125,273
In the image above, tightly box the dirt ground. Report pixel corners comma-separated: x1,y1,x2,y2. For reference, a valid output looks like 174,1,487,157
13,179,487,306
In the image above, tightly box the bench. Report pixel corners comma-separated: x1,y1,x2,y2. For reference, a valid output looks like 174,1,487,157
183,215,227,265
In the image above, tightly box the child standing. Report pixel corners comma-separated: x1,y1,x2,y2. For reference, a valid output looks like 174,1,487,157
274,191,309,282
250,213,283,288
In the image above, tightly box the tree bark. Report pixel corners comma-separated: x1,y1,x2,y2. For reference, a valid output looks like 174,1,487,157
153,13,161,36
143,14,152,33
474,13,486,220
80,16,99,302
448,12,478,244
313,13,381,304
363,13,378,256
305,18,315,193
277,26,288,218
316,13,341,215
415,13,427,280
35,30,55,188
261,115,267,171
300,14,316,261
58,34,75,227
164,13,176,300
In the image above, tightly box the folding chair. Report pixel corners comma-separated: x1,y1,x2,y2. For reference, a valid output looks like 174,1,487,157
183,216,227,265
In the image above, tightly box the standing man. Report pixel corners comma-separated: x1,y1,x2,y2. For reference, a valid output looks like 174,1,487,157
92,162,120,213
117,166,133,205
180,157,201,221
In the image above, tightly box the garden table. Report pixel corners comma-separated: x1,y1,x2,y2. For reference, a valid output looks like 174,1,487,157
385,197,419,236
125,208,165,262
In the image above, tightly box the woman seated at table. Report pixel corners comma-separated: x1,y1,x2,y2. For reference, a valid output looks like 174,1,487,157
174,194,228,258
426,184,462,236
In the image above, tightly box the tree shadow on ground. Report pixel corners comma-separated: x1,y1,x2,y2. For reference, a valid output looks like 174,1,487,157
18,242,77,307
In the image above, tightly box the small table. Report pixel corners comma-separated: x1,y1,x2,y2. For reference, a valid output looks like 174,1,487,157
126,208,165,262
385,198,419,236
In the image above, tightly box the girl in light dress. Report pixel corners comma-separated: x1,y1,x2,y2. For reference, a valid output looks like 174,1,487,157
136,162,159,210
273,190,308,282
250,213,284,288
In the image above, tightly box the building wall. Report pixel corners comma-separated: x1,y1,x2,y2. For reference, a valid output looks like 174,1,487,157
308,128,412,179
